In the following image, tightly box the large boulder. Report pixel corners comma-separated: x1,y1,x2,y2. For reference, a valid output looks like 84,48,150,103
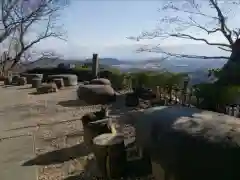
131,106,240,180
47,74,78,86
36,83,58,94
90,78,111,85
77,84,116,105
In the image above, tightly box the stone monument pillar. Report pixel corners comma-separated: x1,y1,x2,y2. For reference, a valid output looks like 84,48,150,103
92,53,99,79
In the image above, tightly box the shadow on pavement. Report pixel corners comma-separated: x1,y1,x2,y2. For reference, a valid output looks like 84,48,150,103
58,100,87,107
22,142,90,166
17,86,32,90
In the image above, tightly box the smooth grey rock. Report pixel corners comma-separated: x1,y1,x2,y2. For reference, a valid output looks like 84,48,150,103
77,84,116,105
132,106,240,180
90,78,111,85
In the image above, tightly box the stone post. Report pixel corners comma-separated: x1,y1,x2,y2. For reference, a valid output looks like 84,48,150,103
92,53,99,79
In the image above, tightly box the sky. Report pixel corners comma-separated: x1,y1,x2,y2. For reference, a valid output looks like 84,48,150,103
34,0,238,60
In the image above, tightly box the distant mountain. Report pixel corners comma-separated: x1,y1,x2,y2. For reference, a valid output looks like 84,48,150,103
20,56,225,86
114,58,227,73
24,57,113,70
23,56,227,75
85,58,122,66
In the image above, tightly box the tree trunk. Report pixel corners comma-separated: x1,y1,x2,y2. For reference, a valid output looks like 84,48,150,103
217,39,240,85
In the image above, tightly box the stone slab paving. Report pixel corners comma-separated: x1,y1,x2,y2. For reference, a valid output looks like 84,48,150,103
0,136,37,180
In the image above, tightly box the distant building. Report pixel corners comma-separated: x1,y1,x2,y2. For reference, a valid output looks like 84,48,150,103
57,63,76,69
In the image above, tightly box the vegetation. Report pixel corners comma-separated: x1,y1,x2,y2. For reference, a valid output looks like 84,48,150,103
128,0,240,112
0,0,69,73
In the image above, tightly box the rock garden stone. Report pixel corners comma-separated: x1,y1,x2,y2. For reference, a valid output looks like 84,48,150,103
31,77,42,88
21,73,43,84
36,83,58,94
17,77,27,86
77,84,116,104
12,75,20,85
83,81,89,85
47,74,78,86
82,108,110,149
90,78,111,85
53,78,64,89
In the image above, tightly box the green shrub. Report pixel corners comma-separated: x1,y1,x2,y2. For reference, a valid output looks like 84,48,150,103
74,65,91,71
129,71,184,90
194,83,240,110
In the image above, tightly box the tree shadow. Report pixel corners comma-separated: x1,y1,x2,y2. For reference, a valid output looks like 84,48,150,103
22,142,90,166
17,86,32,90
28,92,44,95
28,91,57,95
58,100,87,107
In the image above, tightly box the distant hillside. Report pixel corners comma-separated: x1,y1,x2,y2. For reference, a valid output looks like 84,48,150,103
85,58,122,65
19,56,224,86
24,57,113,70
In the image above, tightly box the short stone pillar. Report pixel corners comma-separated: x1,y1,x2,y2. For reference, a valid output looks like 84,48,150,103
31,78,42,88
93,133,126,179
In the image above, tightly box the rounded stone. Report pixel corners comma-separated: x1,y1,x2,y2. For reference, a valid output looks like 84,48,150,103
48,74,78,86
90,78,111,85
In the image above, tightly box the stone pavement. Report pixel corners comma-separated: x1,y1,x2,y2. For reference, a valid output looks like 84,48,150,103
0,84,37,180
0,135,37,180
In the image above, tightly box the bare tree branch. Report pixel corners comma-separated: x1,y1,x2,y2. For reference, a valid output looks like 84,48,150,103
209,0,233,45
0,0,68,72
137,45,229,60
0,0,68,44
129,0,238,60
218,46,232,52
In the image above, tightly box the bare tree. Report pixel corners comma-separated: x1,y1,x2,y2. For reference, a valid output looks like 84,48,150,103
0,0,68,72
0,0,19,43
129,0,240,60
129,0,240,85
